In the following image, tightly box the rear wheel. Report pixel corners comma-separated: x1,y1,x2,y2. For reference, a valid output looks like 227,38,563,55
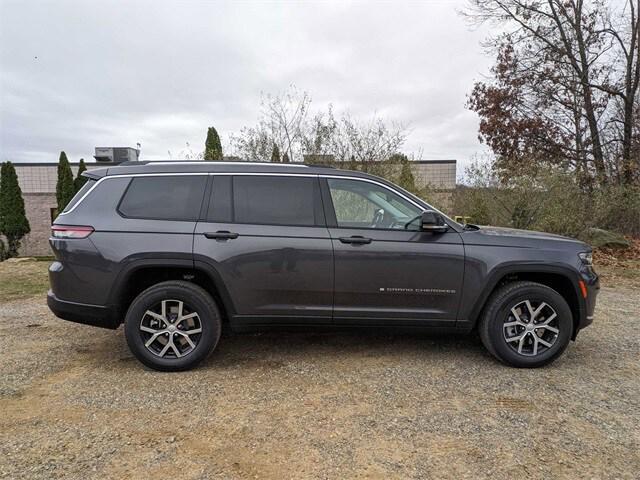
124,281,221,371
479,281,573,368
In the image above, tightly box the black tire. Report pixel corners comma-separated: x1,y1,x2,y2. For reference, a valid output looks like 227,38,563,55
478,281,573,368
124,281,221,371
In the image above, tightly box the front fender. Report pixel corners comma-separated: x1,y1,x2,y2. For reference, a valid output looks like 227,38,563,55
459,257,586,332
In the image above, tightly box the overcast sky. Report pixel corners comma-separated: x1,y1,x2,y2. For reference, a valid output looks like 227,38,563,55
0,0,493,174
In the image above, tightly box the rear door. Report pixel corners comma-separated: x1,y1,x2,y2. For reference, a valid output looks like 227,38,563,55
193,174,334,328
322,176,464,327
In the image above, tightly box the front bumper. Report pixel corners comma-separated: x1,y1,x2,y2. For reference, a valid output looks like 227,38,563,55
47,290,120,329
576,271,599,333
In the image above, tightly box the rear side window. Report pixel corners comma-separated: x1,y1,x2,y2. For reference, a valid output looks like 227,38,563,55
118,175,207,221
232,176,322,226
62,179,96,213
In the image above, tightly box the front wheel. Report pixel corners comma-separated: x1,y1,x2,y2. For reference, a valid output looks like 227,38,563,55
124,281,222,371
479,281,573,368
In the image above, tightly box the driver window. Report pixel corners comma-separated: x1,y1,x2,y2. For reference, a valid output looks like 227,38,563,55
327,178,422,230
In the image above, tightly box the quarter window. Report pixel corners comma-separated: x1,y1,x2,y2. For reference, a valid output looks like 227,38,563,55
61,179,95,213
118,176,207,221
233,176,322,226
327,178,422,230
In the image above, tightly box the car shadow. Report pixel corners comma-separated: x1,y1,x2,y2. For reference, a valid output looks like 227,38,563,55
201,329,487,370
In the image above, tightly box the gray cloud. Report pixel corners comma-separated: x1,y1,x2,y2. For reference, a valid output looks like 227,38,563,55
0,0,493,171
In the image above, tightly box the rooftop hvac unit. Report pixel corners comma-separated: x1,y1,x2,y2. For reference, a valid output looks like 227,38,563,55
94,147,139,163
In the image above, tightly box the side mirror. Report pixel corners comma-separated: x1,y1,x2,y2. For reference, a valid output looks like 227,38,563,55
421,210,448,233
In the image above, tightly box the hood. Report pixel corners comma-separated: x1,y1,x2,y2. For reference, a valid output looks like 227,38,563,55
462,225,588,250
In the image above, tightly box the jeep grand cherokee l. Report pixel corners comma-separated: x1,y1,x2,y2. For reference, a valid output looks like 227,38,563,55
47,162,599,371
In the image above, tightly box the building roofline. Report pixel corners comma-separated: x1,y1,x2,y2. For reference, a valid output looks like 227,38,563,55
81,159,454,181
13,162,109,166
411,159,456,164
12,158,456,166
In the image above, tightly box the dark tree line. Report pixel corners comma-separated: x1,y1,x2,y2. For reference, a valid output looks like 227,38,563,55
56,151,88,212
0,162,30,259
204,127,223,161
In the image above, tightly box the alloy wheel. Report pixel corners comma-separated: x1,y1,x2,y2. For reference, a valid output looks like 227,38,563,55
503,300,560,356
139,299,202,358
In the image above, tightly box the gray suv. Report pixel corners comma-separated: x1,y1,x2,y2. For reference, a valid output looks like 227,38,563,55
47,162,599,371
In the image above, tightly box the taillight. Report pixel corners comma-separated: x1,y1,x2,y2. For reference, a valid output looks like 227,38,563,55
51,225,94,239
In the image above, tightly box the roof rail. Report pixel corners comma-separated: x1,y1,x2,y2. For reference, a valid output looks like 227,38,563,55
144,161,312,167
306,163,335,169
118,160,151,166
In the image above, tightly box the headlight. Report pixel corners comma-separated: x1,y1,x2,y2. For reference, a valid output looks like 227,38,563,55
578,251,593,266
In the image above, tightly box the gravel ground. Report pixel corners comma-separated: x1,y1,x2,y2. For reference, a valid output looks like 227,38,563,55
0,285,639,479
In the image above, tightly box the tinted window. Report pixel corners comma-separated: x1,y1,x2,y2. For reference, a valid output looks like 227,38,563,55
119,176,207,221
233,176,321,226
327,178,422,230
62,179,95,213
206,176,233,222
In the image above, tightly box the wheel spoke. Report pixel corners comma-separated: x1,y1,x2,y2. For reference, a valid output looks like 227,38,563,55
145,310,166,323
145,332,163,348
171,341,182,358
524,300,535,319
510,307,524,324
517,334,527,354
531,302,547,321
505,333,525,343
538,312,557,326
179,332,196,349
140,325,160,334
184,327,202,335
536,325,559,334
504,321,522,328
176,312,198,325
537,337,553,348
532,335,539,356
176,301,184,320
158,339,172,357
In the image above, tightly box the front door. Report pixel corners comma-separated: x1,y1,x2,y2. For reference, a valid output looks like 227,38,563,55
322,177,464,327
193,174,334,328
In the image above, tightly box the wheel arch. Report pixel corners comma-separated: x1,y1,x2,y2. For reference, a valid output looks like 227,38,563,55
469,264,584,338
109,259,235,326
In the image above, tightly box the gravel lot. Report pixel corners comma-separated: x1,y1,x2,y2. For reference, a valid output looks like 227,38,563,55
0,269,638,479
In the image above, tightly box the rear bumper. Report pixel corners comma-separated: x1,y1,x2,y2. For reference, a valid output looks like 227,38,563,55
47,290,120,329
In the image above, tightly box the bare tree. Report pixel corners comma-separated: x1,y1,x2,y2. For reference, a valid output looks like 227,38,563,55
330,114,408,165
231,88,409,165
600,0,640,182
465,0,640,185
262,86,311,162
229,126,272,161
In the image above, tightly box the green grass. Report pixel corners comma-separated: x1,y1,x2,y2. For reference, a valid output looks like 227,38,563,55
0,259,51,303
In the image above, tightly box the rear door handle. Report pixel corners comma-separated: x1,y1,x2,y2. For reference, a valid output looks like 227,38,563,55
204,231,239,240
338,236,372,245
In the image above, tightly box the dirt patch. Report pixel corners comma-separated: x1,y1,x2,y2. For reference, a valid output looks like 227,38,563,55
0,263,638,479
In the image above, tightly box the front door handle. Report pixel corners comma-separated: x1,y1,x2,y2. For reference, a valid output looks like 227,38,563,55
204,231,239,240
338,235,372,245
